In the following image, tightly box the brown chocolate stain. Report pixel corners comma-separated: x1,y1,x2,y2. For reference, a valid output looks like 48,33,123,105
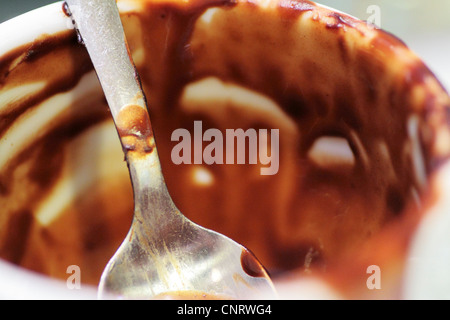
0,31,94,137
116,104,155,154
240,248,266,278
0,210,34,264
62,1,71,17
326,12,358,30
277,0,315,20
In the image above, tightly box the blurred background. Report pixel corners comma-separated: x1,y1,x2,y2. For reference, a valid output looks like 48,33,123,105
1,0,449,89
0,0,55,23
318,0,450,90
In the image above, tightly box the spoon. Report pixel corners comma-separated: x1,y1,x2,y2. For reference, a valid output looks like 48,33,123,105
65,0,276,299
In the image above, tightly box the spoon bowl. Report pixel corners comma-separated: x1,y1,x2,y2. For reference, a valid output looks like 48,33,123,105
65,0,276,299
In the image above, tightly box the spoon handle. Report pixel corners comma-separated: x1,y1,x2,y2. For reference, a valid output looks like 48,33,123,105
65,0,182,226
66,0,146,118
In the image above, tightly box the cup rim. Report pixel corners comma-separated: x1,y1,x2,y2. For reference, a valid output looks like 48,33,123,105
0,259,97,299
0,2,70,57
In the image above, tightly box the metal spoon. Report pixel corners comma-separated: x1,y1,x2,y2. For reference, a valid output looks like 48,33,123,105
65,0,276,299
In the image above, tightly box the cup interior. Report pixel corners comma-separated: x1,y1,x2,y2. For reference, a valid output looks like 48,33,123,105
1,0,450,299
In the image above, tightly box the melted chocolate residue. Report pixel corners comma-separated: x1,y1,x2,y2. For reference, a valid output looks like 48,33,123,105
240,248,266,278
0,210,33,264
277,0,315,19
62,1,71,17
326,12,358,30
0,31,93,137
116,104,155,154
0,0,449,285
